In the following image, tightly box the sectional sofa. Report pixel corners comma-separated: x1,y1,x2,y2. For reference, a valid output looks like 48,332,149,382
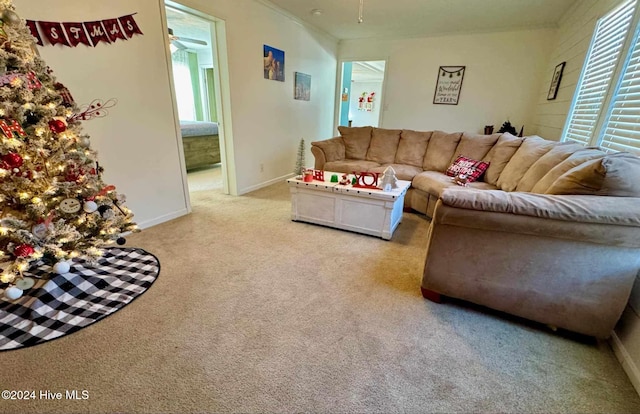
311,126,640,338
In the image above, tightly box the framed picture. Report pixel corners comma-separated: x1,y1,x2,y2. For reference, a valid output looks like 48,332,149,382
263,44,285,82
433,66,465,105
547,62,566,100
294,72,311,101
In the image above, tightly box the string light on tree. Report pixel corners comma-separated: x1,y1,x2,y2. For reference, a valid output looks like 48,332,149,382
0,0,138,300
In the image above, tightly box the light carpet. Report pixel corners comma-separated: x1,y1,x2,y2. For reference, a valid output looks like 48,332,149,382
1,166,639,413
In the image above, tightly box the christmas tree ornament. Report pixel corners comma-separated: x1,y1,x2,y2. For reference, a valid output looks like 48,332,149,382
32,223,49,239
15,277,34,290
2,152,22,168
25,111,40,125
83,200,98,213
59,198,81,214
116,237,126,245
98,205,111,215
13,243,34,257
3,286,23,300
1,9,20,26
79,136,91,147
52,261,71,274
48,118,67,133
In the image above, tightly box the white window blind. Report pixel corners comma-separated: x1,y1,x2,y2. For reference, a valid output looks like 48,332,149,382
563,0,636,146
600,25,640,152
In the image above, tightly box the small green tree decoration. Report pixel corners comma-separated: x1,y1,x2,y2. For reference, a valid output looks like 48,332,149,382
294,138,306,177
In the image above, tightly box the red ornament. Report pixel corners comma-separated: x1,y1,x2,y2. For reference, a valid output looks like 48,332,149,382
14,244,35,257
2,152,23,168
48,119,67,134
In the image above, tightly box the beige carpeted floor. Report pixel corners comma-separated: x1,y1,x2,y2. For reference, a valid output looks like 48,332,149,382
1,165,640,413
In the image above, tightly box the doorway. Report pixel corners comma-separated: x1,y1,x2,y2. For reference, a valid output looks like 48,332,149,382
164,3,228,196
338,60,386,128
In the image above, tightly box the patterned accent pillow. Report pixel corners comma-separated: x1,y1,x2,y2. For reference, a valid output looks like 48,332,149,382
445,155,490,182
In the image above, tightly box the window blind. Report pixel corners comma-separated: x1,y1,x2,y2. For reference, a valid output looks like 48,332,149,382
563,0,636,146
600,25,640,153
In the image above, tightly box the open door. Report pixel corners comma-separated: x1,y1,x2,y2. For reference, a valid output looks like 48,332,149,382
338,60,386,128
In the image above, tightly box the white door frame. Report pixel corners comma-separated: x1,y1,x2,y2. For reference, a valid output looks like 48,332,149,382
334,57,389,133
163,0,238,198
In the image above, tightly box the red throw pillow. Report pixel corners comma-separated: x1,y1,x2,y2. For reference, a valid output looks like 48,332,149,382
445,155,490,182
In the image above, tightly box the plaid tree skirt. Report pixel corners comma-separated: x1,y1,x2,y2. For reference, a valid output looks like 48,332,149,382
0,247,160,351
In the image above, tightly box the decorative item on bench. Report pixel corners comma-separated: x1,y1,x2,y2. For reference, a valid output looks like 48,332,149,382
339,173,351,186
497,120,517,135
303,168,313,182
379,166,398,191
445,155,490,183
484,125,494,135
352,171,379,189
312,169,324,181
294,138,306,179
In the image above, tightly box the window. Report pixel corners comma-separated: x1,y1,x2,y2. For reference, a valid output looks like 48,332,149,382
562,0,639,151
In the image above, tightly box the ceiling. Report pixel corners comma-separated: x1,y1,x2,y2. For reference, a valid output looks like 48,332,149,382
266,0,578,40
166,6,211,51
352,60,385,82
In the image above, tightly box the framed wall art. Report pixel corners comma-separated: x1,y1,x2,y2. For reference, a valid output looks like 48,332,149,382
547,61,566,100
264,44,285,82
433,66,465,105
294,72,311,101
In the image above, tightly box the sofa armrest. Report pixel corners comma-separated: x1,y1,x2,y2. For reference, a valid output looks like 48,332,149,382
440,188,640,227
311,137,345,170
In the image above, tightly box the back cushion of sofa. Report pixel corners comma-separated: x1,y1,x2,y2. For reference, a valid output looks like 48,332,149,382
338,126,373,160
452,132,501,163
423,131,463,172
395,130,432,167
545,152,640,196
497,136,556,192
482,133,523,186
366,128,402,164
515,142,583,192
530,148,606,193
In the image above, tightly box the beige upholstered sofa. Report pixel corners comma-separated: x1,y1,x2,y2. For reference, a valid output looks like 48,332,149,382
311,126,640,338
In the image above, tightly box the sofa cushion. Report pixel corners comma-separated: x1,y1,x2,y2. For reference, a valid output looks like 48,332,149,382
423,131,463,172
366,128,401,164
497,136,557,192
338,126,373,160
531,148,606,194
412,171,497,197
482,133,523,186
324,159,380,174
445,156,489,183
545,152,640,196
370,164,423,181
395,130,432,167
311,137,345,162
515,142,583,192
453,132,501,162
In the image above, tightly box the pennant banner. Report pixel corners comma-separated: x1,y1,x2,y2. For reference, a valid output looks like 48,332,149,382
62,22,91,47
26,13,142,48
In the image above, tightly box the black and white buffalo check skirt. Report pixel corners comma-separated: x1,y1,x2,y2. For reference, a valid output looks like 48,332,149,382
0,247,160,351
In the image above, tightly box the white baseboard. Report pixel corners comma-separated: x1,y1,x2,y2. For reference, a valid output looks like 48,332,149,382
238,173,294,195
610,332,640,396
136,208,189,229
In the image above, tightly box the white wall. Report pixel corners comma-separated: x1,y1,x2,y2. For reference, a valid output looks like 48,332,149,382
14,0,189,228
15,0,338,213
349,81,383,127
531,0,621,140
339,28,556,136
173,0,338,194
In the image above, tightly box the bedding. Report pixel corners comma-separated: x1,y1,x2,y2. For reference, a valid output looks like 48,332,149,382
179,120,221,170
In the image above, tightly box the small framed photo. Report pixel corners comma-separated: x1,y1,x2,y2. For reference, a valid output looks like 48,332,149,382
264,44,285,82
294,72,311,101
547,62,566,100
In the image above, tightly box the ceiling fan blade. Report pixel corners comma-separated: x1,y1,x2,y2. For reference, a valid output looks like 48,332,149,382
173,40,189,50
177,36,208,46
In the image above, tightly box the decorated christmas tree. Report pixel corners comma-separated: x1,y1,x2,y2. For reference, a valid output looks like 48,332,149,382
0,2,137,297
